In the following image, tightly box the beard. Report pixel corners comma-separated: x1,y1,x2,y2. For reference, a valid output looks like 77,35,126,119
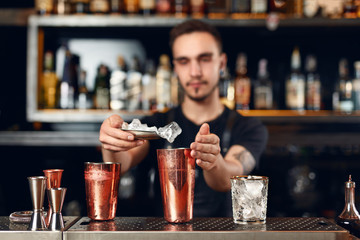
184,81,219,102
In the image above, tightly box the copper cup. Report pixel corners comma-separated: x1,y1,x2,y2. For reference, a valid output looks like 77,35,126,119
157,148,195,223
43,169,63,226
84,162,121,221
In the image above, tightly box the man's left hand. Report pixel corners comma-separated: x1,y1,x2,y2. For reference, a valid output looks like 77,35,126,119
190,123,222,171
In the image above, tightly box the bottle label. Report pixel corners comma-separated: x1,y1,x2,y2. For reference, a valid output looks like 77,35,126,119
255,86,272,109
235,77,251,107
140,0,155,9
286,77,305,110
303,0,319,18
90,0,110,12
191,0,204,13
156,0,171,12
251,0,267,13
35,0,53,13
232,0,250,13
306,79,321,110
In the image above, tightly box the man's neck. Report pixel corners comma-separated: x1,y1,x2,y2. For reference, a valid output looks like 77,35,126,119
181,94,225,125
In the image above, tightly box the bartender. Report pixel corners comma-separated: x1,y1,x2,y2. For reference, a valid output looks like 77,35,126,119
99,19,268,217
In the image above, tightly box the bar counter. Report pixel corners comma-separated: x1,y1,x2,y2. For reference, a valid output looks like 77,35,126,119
1,216,358,240
0,216,79,240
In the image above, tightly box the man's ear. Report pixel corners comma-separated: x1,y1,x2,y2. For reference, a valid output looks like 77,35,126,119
220,52,228,71
172,59,178,75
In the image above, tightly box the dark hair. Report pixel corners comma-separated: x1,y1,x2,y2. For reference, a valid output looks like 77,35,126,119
169,20,223,53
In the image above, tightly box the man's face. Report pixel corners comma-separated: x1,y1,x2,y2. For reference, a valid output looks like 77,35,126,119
172,32,226,102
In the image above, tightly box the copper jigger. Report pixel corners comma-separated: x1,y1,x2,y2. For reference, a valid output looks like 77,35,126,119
28,176,47,231
47,187,67,231
84,162,121,221
43,169,63,227
157,148,195,223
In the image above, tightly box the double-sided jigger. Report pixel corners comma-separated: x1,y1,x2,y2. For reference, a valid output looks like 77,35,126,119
47,187,67,231
28,176,47,231
43,169,63,227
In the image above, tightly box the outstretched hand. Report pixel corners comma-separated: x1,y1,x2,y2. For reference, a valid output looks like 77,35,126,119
190,123,222,171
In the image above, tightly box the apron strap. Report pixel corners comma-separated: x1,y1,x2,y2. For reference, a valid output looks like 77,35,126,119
221,110,237,155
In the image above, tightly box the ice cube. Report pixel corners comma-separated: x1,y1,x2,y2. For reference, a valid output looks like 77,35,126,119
244,180,264,198
157,121,182,143
122,119,182,143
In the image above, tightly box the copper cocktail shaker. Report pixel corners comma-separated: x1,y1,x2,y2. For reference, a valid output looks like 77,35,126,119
84,162,121,221
28,176,47,230
157,148,195,223
43,169,63,227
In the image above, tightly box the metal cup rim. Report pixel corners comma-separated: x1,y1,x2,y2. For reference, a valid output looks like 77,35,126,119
48,187,67,191
231,175,268,180
84,162,121,165
157,148,190,151
43,169,64,173
27,176,47,180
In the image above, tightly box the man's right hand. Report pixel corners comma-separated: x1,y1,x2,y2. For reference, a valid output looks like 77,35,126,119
99,114,145,152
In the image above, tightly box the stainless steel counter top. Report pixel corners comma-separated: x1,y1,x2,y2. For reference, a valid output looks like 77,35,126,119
0,216,80,240
64,217,349,240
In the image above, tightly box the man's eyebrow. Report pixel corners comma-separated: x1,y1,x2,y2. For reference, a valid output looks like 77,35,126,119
198,52,213,58
174,52,214,61
174,56,189,61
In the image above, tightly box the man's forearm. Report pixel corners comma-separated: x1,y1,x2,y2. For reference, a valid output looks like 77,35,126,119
202,145,256,192
232,148,256,175
102,141,150,174
102,148,133,174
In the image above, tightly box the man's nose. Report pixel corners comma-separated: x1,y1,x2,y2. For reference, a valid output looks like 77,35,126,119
190,61,202,77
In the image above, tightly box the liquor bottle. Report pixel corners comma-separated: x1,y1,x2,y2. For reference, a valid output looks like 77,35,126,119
94,64,111,109
35,0,54,15
234,53,251,110
286,46,305,111
156,54,172,111
305,55,321,111
126,56,143,111
230,0,250,19
124,0,140,14
170,70,180,107
352,61,360,111
77,70,92,109
336,175,360,236
250,0,268,18
142,59,157,111
343,0,357,18
254,59,273,110
337,59,353,113
110,56,128,110
174,0,189,18
89,0,110,14
54,0,72,14
59,50,80,109
190,0,205,18
42,51,58,109
156,0,172,16
207,0,230,19
139,0,155,15
219,67,235,110
110,0,124,14
71,0,90,14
